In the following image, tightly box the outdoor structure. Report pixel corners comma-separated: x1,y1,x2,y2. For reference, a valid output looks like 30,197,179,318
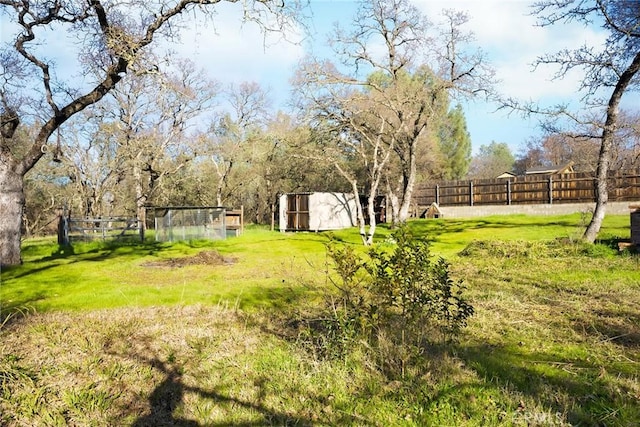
57,212,142,245
415,169,640,209
279,192,359,232
631,205,640,246
423,202,443,219
150,206,243,242
525,161,575,176
496,171,517,179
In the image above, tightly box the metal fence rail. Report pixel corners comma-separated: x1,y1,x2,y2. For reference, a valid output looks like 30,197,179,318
58,216,142,245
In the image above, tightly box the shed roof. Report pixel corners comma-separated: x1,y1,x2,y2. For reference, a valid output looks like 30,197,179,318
525,161,574,175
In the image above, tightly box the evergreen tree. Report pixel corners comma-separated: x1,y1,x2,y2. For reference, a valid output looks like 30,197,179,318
438,104,472,180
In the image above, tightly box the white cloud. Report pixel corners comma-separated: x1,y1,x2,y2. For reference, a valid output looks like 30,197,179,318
169,4,305,99
413,0,608,101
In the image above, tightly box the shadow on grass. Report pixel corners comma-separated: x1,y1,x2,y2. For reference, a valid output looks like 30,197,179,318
571,310,640,351
0,240,169,323
407,217,582,241
459,343,638,425
129,355,316,427
4,239,168,278
239,285,315,312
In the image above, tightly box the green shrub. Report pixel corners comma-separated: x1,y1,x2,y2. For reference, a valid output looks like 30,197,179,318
303,226,474,378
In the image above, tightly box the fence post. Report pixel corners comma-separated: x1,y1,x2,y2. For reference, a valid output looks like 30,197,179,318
435,184,440,205
469,181,474,206
548,176,553,204
507,180,512,205
57,213,70,246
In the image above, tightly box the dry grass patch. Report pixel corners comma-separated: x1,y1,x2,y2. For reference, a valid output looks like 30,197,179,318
453,240,640,425
0,306,313,426
4,305,427,426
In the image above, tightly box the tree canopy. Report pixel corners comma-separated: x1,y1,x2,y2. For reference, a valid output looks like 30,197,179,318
438,104,472,180
469,141,515,179
0,0,301,266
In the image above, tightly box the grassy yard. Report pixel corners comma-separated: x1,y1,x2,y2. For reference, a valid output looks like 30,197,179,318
1,213,638,426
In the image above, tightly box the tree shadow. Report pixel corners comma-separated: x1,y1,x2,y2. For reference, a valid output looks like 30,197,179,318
132,357,199,427
129,354,316,427
570,309,640,350
3,240,167,280
0,240,170,324
458,342,638,425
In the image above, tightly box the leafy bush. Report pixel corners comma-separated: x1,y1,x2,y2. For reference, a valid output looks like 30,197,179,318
302,227,474,377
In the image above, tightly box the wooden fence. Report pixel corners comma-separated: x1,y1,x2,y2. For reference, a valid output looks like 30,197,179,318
58,216,143,245
413,170,640,209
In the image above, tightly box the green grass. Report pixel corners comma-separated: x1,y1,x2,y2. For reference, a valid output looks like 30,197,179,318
1,229,331,313
1,213,639,426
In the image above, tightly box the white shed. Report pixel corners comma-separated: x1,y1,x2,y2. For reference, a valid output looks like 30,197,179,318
279,192,359,232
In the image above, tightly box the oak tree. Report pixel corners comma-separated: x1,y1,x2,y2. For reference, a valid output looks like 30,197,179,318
529,0,640,242
0,0,299,266
296,0,493,244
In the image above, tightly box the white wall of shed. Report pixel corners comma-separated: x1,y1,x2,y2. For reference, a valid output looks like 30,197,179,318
279,192,358,231
309,192,358,231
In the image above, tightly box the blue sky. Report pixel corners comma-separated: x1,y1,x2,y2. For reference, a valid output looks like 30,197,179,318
2,0,638,156
166,0,637,156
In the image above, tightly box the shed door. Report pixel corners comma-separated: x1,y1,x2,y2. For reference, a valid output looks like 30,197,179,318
286,194,310,230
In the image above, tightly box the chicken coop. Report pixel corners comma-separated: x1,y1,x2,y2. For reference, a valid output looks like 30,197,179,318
150,206,243,242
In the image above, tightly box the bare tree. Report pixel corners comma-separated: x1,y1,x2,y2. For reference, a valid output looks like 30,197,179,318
62,117,124,217
611,110,640,170
521,0,640,243
0,0,299,266
106,60,218,228
515,132,600,174
294,66,392,244
207,81,269,206
296,0,493,244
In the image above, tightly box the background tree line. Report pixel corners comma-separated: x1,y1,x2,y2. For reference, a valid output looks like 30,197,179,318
2,0,639,265
22,72,475,236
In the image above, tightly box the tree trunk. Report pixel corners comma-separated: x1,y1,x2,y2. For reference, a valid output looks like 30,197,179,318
333,162,368,244
365,164,386,245
133,162,147,231
583,51,640,242
583,137,611,243
0,166,25,267
398,148,417,222
365,191,377,246
386,181,399,225
349,179,368,245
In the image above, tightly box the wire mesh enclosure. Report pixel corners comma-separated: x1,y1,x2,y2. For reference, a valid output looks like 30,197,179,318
151,207,228,242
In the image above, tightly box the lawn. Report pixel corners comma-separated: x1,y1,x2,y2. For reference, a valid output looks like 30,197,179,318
1,213,638,426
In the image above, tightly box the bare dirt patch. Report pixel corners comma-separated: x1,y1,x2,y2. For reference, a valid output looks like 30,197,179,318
142,250,236,268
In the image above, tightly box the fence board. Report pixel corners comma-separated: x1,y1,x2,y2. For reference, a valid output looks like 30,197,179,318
414,169,640,209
